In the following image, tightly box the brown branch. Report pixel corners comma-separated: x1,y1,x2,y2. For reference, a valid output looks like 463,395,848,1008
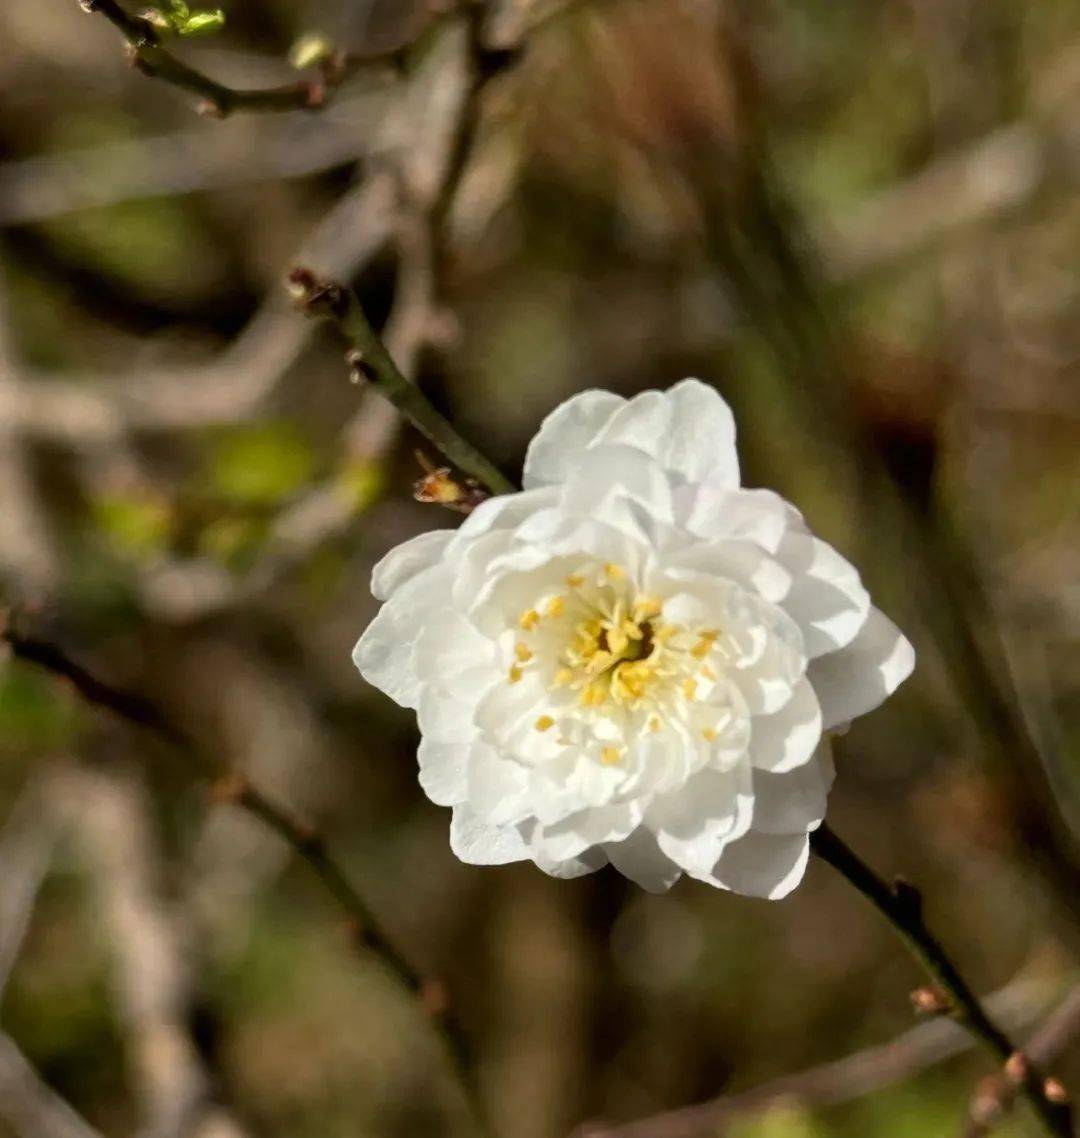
965,988,1080,1138
78,0,412,117
811,824,1073,1138
576,978,1074,1138
0,615,484,1129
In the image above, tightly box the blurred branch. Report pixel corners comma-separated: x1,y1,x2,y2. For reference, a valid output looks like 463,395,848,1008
0,616,486,1129
78,0,412,117
54,763,250,1138
0,771,101,1138
811,824,1072,1138
965,987,1080,1138
0,173,396,443
0,1032,105,1138
577,975,1072,1138
288,266,514,495
0,777,61,995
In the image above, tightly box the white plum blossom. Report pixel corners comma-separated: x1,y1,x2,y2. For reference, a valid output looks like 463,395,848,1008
353,380,914,897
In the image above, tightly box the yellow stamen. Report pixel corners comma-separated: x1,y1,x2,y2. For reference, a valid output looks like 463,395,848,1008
520,609,540,631
552,667,574,688
603,562,625,580
649,716,662,733
535,715,555,732
633,596,662,620
601,745,622,765
682,677,698,701
566,573,585,587
702,727,718,742
508,665,523,684
545,595,566,618
701,664,716,680
515,643,534,662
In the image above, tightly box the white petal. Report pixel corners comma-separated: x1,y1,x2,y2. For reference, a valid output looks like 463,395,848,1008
417,737,469,806
417,687,476,744
652,766,754,877
534,802,643,862
449,808,530,865
558,445,675,528
748,677,822,773
678,486,803,552
604,827,682,893
592,379,739,488
706,830,811,899
808,607,915,730
777,533,870,657
467,745,532,825
522,390,626,489
371,529,454,601
532,845,608,879
750,742,835,835
352,603,419,708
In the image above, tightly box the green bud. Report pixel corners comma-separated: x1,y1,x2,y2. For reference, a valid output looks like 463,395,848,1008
290,31,336,70
178,9,226,35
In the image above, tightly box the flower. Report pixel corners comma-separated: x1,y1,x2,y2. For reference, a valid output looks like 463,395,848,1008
353,380,914,897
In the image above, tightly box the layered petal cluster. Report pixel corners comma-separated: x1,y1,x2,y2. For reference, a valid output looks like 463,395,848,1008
354,380,914,897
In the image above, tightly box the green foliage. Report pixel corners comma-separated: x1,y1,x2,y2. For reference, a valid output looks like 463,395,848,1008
206,421,317,507
147,1,226,37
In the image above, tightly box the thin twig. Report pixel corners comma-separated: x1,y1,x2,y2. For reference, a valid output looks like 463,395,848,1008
78,0,412,117
287,268,516,496
811,824,1073,1138
965,987,1080,1138
0,617,485,1131
578,976,1073,1138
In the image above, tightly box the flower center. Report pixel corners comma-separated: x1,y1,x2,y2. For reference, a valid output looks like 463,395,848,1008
506,563,735,760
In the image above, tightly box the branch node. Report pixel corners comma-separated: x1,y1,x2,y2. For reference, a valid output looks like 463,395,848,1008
1045,1078,1069,1105
208,770,250,806
1004,1051,1030,1086
910,985,952,1016
346,348,377,385
419,977,450,1019
892,876,923,921
286,266,348,319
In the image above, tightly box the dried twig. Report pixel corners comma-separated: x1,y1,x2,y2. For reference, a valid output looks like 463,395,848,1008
0,618,485,1130
576,977,1072,1138
965,987,1080,1138
78,0,414,117
811,825,1073,1137
288,266,514,495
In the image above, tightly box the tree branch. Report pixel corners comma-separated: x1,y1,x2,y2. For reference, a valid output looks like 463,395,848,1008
287,267,516,496
811,824,1073,1137
575,976,1073,1138
78,0,410,117
0,616,485,1131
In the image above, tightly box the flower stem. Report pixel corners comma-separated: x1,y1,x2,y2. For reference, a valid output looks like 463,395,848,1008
288,268,516,497
811,823,1073,1137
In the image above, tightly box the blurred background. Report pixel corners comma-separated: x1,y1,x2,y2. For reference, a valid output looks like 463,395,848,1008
0,1,1078,1137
